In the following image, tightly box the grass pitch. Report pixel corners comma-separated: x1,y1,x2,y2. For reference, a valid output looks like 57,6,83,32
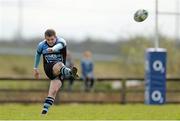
0,103,180,120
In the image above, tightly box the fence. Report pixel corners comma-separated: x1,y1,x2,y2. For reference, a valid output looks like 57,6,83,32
0,77,180,104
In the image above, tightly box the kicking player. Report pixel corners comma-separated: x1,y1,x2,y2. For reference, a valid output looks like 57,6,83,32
33,29,78,115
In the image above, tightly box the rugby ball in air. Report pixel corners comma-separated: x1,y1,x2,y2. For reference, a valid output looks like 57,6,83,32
134,9,148,22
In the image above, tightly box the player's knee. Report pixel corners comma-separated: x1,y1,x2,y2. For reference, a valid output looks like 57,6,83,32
53,62,64,75
56,62,64,69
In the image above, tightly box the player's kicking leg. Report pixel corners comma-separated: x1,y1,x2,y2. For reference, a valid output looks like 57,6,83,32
53,62,78,80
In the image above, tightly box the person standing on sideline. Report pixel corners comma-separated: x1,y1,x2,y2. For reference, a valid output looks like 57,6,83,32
81,51,94,91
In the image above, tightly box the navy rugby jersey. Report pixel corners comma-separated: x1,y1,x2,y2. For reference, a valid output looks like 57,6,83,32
34,37,66,69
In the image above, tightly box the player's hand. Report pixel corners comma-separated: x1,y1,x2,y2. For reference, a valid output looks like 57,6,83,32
33,68,40,79
47,48,53,53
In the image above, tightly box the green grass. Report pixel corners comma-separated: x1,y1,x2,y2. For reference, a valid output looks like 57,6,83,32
0,104,180,120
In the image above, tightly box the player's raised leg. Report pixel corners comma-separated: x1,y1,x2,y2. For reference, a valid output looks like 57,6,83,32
53,62,78,79
41,79,62,114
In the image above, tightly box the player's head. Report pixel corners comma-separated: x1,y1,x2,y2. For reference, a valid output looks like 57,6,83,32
45,29,56,46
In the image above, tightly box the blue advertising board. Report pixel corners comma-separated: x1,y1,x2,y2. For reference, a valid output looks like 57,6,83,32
145,48,167,104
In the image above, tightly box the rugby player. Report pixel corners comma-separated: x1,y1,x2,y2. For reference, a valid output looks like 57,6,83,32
33,29,78,115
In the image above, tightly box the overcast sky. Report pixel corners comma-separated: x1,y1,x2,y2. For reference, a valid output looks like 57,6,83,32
0,0,179,41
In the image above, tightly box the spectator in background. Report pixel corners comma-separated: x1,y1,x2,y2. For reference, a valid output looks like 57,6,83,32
81,51,95,91
66,51,74,91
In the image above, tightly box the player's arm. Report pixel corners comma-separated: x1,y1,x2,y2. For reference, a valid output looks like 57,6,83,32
33,43,42,79
47,38,67,52
34,52,41,69
47,43,65,52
